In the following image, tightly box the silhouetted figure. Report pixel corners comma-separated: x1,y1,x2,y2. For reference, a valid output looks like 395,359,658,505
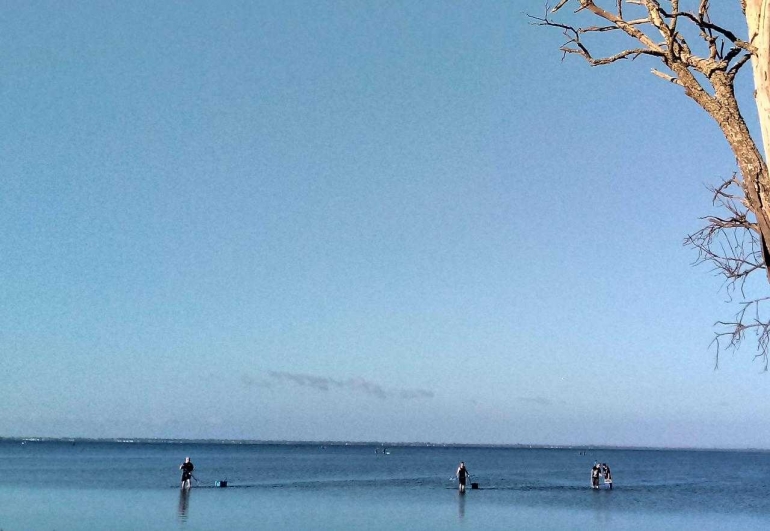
591,462,601,489
456,461,470,493
180,457,194,489
602,463,613,489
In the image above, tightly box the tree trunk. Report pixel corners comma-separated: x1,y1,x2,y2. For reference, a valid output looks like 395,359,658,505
714,80,770,277
668,56,770,279
744,0,770,278
746,1,770,164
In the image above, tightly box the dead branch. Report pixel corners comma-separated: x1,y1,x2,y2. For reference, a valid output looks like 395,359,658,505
528,13,664,64
536,2,755,87
685,176,763,295
714,297,770,371
685,175,769,368
656,8,756,51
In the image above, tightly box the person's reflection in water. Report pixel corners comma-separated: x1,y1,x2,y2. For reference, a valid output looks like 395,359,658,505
457,489,466,520
178,488,191,521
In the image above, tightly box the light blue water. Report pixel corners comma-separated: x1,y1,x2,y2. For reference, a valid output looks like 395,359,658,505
0,440,768,530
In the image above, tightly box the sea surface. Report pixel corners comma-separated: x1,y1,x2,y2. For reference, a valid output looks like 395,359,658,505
0,439,769,530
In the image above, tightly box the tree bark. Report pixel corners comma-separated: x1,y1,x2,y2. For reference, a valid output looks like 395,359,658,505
744,0,770,277
745,1,770,164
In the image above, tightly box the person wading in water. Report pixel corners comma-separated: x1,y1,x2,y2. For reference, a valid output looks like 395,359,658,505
180,457,194,489
602,463,613,489
456,461,470,493
591,462,601,489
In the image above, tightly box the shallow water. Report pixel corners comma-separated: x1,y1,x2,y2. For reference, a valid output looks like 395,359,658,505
0,440,768,530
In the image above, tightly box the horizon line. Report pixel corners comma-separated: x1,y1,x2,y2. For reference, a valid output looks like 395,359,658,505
2,435,768,453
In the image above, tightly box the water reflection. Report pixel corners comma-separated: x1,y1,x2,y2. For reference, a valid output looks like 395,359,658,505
457,490,466,520
177,488,191,521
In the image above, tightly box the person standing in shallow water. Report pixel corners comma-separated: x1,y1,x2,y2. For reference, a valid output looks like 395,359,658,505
180,457,194,489
456,462,470,492
591,462,601,489
602,463,613,489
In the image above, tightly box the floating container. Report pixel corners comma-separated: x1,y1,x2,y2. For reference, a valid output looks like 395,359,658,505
215,480,228,488
471,483,479,489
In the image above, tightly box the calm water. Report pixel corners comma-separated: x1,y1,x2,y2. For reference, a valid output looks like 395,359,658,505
0,440,769,530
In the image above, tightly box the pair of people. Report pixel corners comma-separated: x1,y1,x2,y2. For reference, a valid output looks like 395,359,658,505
591,462,612,489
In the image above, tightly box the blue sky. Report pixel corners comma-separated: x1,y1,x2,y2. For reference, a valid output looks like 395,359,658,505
1,0,768,448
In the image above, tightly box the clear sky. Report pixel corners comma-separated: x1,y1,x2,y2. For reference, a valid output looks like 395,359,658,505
1,0,768,449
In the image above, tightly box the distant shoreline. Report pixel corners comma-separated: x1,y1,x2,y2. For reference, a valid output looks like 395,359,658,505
2,436,768,453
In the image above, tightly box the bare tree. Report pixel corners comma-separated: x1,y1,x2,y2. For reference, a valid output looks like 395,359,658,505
533,0,770,367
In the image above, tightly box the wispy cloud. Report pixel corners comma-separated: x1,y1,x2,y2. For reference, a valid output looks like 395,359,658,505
266,370,433,401
240,374,273,389
398,389,434,399
518,396,555,407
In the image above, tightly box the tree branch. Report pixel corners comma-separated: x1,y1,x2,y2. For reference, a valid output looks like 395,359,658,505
657,8,756,52
714,297,770,371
